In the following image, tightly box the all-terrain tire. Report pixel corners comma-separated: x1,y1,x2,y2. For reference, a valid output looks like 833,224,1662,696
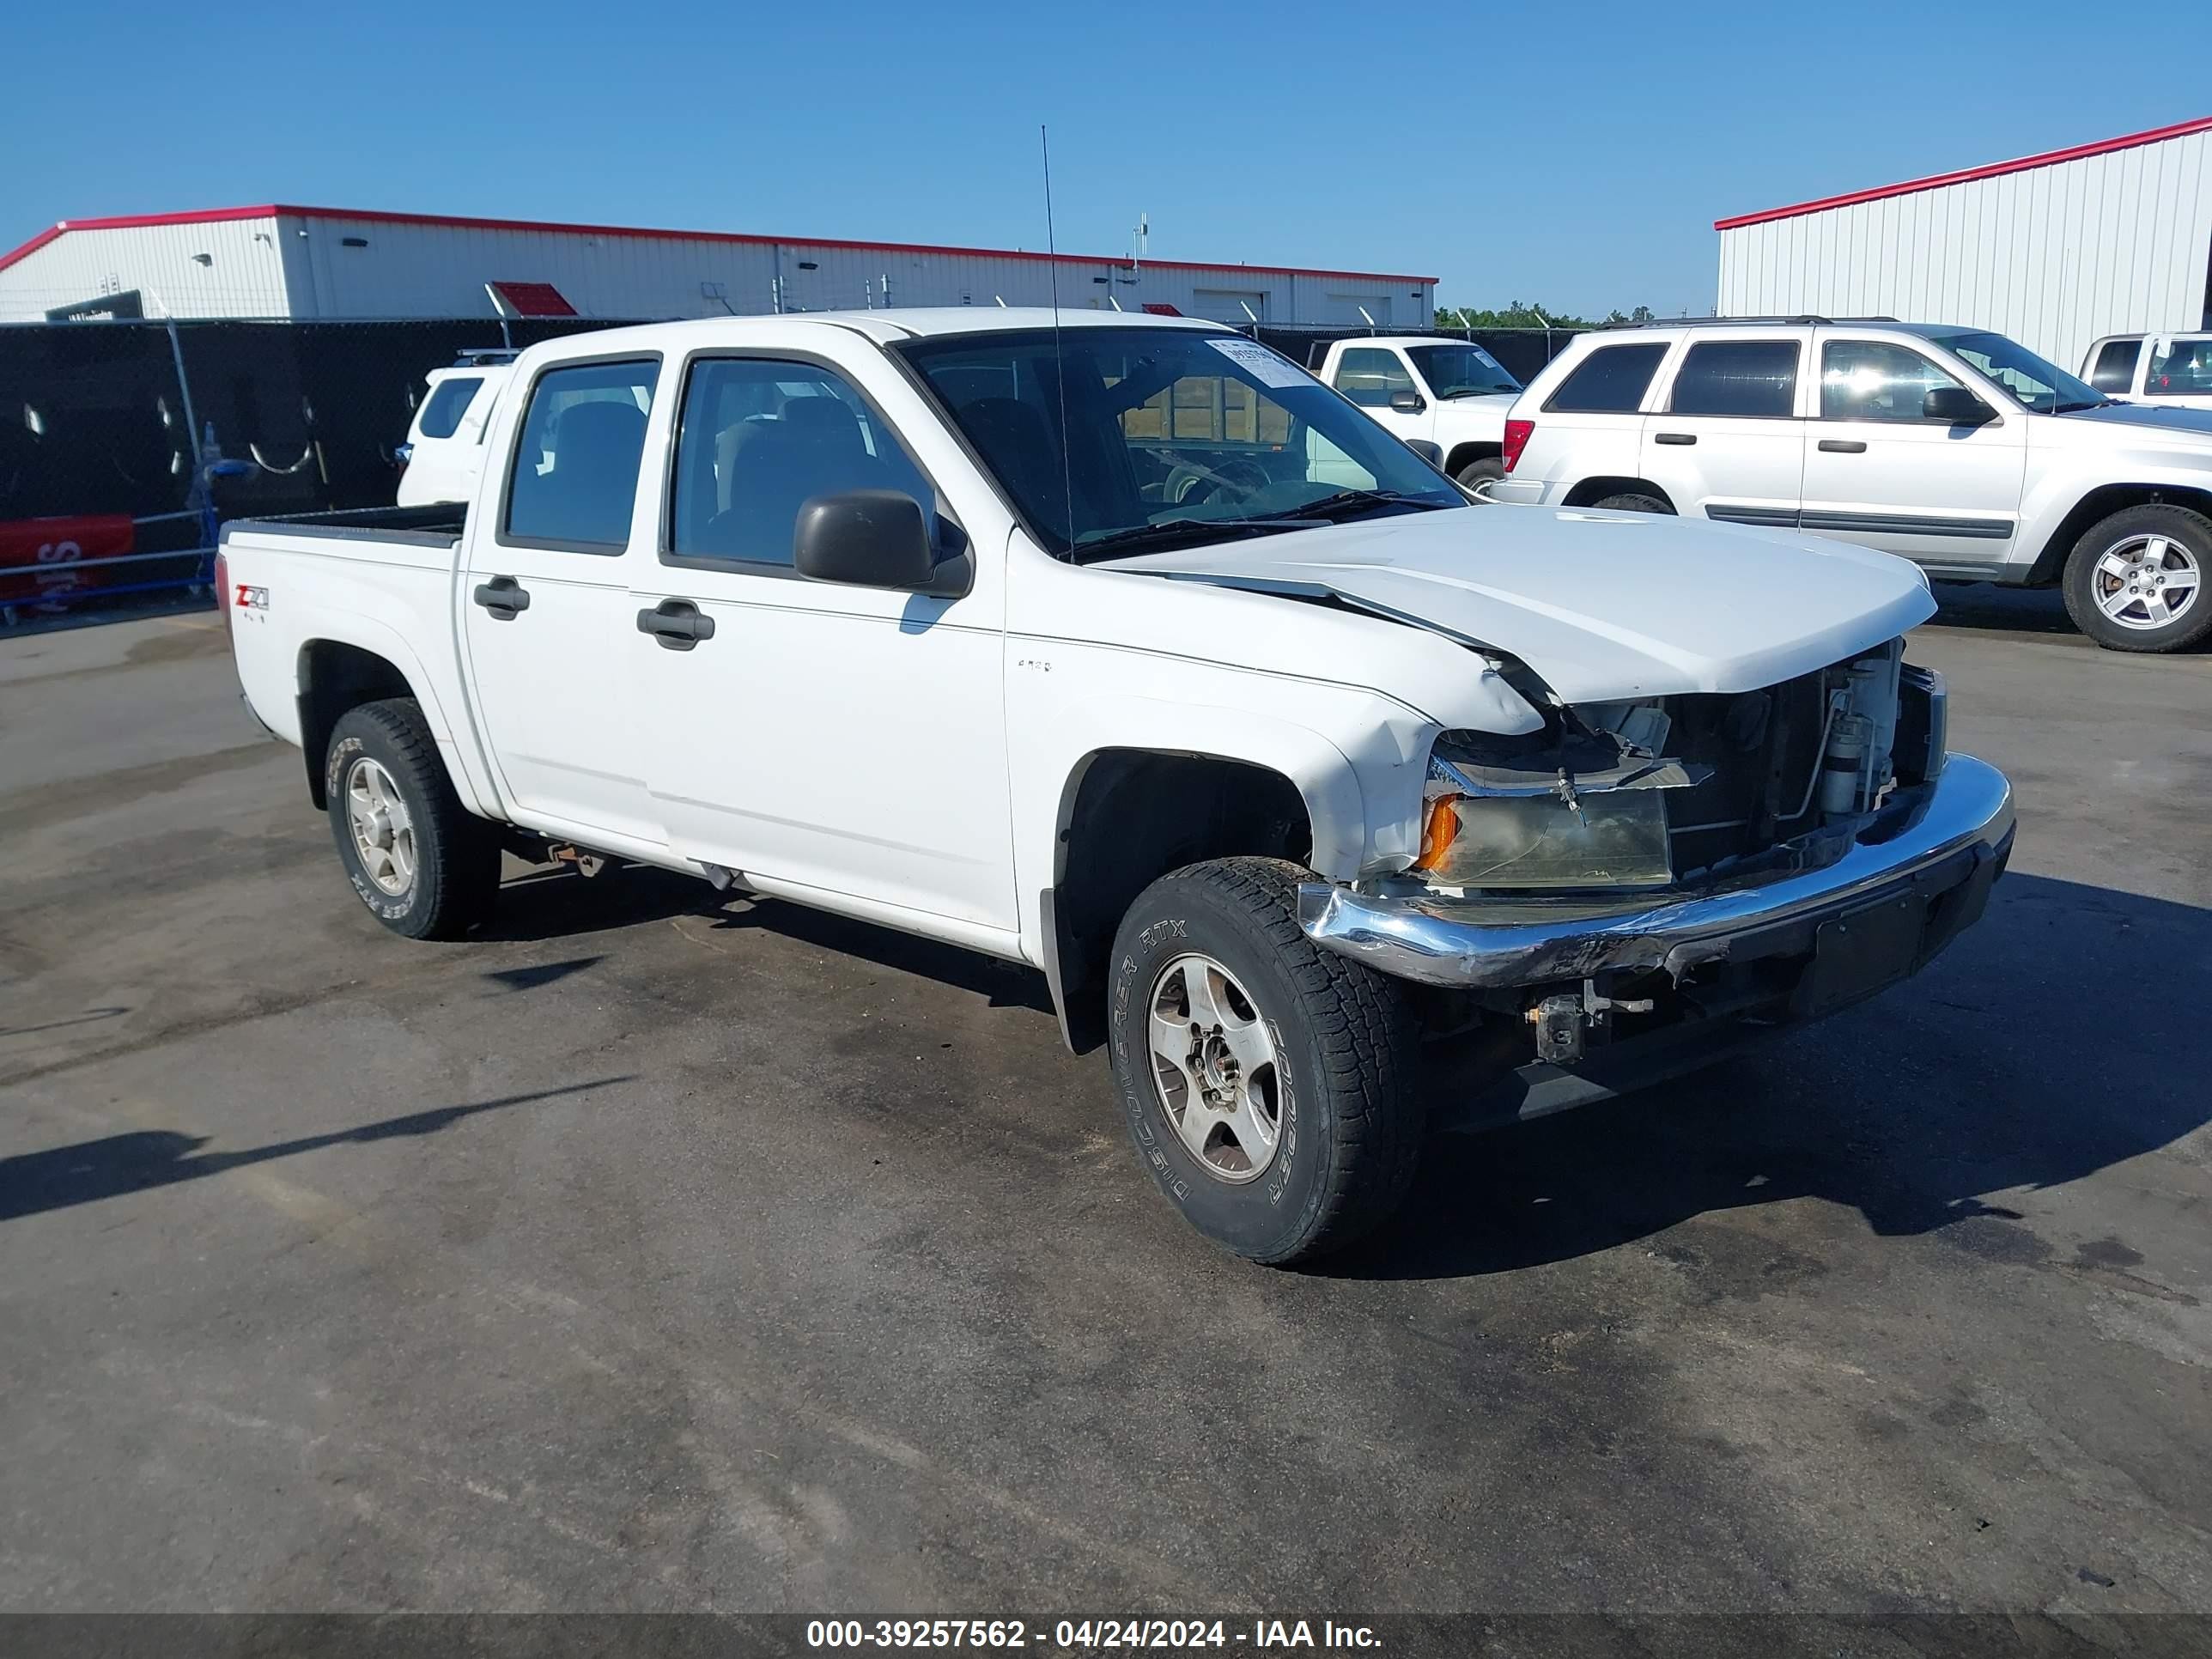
1106,857,1424,1266
2060,502,2212,653
1591,490,1674,515
325,698,500,939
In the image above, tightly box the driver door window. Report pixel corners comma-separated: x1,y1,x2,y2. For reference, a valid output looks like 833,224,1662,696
1333,349,1414,408
1802,335,2026,563
1820,341,1965,422
669,359,933,569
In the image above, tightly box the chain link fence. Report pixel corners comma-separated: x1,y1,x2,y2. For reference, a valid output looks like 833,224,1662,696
0,316,641,624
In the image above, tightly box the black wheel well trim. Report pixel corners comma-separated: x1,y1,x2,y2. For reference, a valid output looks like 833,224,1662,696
2026,483,2212,586
1443,441,1504,477
1562,476,1674,510
295,640,423,810
1043,747,1317,1054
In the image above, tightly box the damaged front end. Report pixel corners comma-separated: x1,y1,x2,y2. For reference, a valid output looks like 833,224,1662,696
1300,641,2011,1128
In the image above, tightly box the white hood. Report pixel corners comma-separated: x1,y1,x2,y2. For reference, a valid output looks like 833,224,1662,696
1100,506,1936,703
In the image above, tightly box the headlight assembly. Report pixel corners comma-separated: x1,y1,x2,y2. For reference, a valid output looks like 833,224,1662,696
1414,787,1674,890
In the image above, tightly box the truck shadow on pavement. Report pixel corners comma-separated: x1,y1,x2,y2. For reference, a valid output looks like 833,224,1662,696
0,1077,631,1224
1925,582,2078,636
1334,871,2212,1281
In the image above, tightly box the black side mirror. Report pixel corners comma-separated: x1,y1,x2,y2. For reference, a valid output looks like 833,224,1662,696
1923,386,1996,426
1389,389,1427,415
1405,439,1443,466
794,489,958,593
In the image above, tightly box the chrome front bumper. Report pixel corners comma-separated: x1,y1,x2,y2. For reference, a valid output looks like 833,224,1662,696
1298,755,2015,990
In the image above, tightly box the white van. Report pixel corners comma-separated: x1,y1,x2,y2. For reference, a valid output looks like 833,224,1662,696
394,354,516,507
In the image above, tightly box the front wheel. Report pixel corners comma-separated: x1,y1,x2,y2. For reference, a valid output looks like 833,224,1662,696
1107,858,1424,1265
2061,504,2212,653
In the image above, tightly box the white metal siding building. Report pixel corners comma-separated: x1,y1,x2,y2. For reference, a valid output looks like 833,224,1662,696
0,204,1434,329
1716,116,2212,370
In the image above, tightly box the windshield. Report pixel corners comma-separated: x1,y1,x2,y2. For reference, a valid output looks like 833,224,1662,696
1935,330,2107,413
895,327,1464,559
1404,343,1522,398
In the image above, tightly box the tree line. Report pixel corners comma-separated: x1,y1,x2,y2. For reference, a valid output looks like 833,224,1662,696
1431,302,1658,329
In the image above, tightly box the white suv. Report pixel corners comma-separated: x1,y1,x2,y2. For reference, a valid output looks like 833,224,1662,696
1498,319,2212,653
394,353,516,507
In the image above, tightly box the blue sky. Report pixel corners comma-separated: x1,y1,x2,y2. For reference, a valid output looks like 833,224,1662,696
7,0,2205,319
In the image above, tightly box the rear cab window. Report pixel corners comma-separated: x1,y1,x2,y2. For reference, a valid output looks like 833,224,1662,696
501,358,660,551
2144,337,2212,398
2087,338,2144,394
1544,343,1669,413
416,375,483,441
1666,340,1800,417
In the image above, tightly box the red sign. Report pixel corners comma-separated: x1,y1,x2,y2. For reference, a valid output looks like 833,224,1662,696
489,280,578,318
0,515,136,605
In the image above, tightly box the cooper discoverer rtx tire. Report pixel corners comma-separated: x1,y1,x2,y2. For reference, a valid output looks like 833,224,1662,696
1106,857,1424,1266
325,698,500,940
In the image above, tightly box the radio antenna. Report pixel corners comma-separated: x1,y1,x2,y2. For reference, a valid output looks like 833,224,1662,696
1042,125,1076,555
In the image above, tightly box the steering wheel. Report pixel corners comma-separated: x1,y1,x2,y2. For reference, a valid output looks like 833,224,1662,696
1163,456,1272,507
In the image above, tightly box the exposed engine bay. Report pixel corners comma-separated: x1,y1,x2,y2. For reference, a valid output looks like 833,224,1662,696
1409,638,1942,896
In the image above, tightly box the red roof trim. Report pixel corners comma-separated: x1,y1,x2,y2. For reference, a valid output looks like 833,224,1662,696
0,203,1437,286
1714,113,2212,230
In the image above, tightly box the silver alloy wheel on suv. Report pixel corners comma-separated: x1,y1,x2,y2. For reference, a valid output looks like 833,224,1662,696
2089,532,2201,632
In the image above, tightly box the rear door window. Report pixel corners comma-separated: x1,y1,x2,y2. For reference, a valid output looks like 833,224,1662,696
1544,343,1668,413
1667,340,1800,417
2087,339,2143,393
502,359,659,551
416,375,483,439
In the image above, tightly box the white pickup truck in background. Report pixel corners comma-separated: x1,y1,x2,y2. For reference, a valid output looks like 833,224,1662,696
217,310,2013,1264
1309,334,1523,492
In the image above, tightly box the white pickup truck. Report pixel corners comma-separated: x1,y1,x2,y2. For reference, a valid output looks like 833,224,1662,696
217,309,2014,1265
1310,334,1523,491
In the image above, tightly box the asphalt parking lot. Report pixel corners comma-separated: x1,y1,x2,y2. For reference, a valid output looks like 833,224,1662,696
2,590,2208,1621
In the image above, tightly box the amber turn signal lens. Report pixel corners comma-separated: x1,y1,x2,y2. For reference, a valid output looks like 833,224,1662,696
1415,796,1460,871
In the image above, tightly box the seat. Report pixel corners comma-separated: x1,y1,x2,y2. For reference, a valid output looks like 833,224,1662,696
701,394,887,562
522,400,647,544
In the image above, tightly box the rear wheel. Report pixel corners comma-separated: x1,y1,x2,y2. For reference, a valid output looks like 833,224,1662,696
325,698,500,939
2062,504,2212,653
1106,858,1424,1265
1591,490,1674,515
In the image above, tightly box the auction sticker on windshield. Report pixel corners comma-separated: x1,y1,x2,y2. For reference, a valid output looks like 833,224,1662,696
1206,337,1308,388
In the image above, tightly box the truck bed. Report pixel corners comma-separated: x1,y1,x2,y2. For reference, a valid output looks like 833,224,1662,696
226,502,467,548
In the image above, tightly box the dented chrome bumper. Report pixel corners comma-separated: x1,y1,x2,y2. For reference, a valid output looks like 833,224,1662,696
1298,755,2015,990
